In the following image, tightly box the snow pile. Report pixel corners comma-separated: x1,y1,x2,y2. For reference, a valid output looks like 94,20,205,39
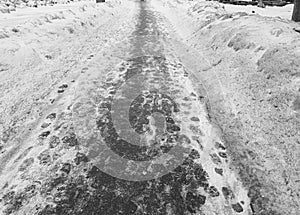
0,0,93,13
0,0,132,154
0,2,112,70
153,0,300,214
0,1,138,214
224,3,294,20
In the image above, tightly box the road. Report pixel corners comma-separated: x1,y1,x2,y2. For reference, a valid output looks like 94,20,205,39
0,1,250,214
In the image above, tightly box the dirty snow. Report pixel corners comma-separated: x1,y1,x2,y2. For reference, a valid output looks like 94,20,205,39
0,0,137,183
152,0,300,214
0,0,299,214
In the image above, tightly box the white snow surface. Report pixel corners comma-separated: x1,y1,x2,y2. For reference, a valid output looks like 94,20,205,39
151,0,300,214
0,0,300,214
224,4,294,20
0,1,95,27
0,0,134,135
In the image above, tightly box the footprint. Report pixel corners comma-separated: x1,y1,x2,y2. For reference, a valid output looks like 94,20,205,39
39,131,51,139
166,124,181,133
58,89,64,94
37,150,51,165
210,153,222,165
214,168,223,176
189,149,200,159
41,123,51,129
198,95,205,101
119,66,125,72
190,92,197,97
207,186,220,197
109,89,117,95
218,152,227,158
232,202,243,213
190,117,200,122
182,97,190,101
189,125,204,136
222,187,234,200
57,84,68,94
215,142,226,150
62,132,78,147
60,163,72,174
46,113,56,120
87,54,94,59
178,135,191,145
59,84,68,89
48,135,60,148
74,152,89,165
52,152,61,161
185,192,206,213
81,67,88,73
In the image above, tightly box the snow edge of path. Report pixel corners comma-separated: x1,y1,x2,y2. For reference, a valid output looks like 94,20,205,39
152,0,300,214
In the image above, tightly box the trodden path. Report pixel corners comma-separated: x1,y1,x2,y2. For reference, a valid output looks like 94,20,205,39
0,1,250,214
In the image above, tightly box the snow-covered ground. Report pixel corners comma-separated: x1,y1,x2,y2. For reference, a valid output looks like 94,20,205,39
0,0,299,214
224,4,294,20
0,0,134,143
152,0,300,214
0,1,94,27
0,1,140,214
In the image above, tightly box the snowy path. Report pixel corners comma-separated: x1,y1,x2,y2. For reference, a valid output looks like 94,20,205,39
0,1,250,214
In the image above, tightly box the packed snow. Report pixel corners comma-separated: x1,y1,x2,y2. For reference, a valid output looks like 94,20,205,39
152,0,300,214
0,0,299,214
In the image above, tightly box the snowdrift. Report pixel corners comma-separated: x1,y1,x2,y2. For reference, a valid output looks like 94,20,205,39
153,0,300,214
0,0,131,163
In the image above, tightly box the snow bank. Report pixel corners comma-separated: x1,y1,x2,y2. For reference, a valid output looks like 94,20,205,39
0,0,93,13
0,0,133,155
153,0,300,214
224,3,294,20
0,1,139,214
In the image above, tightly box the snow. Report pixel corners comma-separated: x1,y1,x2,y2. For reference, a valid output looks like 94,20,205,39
0,1,94,27
0,0,299,214
0,0,137,175
152,0,300,214
224,3,294,20
0,2,141,213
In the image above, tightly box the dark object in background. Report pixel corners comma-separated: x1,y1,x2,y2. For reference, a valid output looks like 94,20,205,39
219,0,288,7
96,0,105,3
292,0,300,21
